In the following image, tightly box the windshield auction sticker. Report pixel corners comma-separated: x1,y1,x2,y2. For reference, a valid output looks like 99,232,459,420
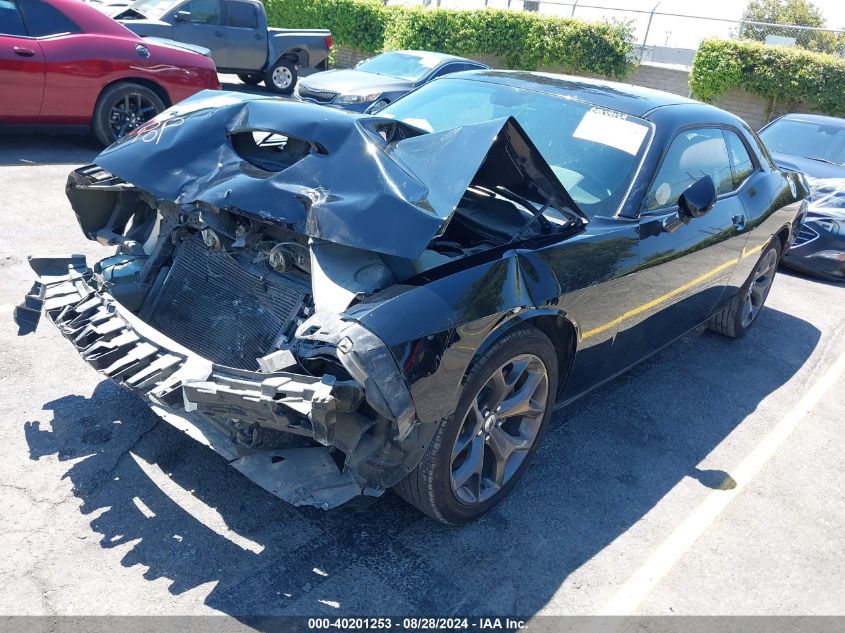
573,107,648,156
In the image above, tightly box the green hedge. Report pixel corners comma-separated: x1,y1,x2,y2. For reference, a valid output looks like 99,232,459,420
690,38,845,118
264,0,634,79
265,0,390,54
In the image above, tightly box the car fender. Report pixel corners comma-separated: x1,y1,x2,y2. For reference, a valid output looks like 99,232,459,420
346,248,568,425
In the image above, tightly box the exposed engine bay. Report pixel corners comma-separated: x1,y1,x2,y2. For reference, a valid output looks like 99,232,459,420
19,91,584,509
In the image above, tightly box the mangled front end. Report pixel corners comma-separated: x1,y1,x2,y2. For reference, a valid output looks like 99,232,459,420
21,92,581,508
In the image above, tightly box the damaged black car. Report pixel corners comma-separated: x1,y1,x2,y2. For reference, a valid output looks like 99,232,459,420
19,71,808,525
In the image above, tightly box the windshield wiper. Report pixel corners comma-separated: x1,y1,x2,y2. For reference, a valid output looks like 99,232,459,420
487,184,581,244
511,200,552,243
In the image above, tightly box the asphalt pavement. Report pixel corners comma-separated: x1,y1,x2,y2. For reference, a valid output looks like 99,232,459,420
0,94,843,620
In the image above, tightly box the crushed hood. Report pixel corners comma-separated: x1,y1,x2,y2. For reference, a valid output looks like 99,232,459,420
95,90,583,259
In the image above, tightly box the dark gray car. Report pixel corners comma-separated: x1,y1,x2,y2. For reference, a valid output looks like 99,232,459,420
294,50,488,112
114,0,331,94
759,113,845,281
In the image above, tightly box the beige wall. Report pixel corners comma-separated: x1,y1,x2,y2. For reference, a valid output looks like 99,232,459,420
624,62,795,131
630,63,826,131
332,45,827,131
333,46,370,69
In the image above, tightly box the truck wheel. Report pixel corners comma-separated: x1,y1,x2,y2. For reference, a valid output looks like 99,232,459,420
237,73,263,86
264,59,297,94
92,82,165,147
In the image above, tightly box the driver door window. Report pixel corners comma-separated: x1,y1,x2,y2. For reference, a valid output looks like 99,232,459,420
180,0,219,23
645,127,732,212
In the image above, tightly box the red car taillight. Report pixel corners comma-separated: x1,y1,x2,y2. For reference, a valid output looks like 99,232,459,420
326,34,333,50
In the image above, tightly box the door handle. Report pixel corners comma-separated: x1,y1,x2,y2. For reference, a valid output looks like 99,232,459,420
732,213,746,231
13,46,36,57
214,30,224,37
254,33,262,39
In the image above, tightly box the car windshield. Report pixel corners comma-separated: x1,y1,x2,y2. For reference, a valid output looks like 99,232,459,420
356,52,443,82
759,118,845,167
125,0,180,18
380,78,652,216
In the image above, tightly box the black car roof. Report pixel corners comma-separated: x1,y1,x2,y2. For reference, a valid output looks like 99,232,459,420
451,70,705,118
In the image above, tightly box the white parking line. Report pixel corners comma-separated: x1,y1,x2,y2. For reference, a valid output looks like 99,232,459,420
600,345,845,615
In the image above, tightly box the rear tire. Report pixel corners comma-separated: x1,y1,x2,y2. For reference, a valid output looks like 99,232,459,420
707,239,782,338
393,325,559,525
92,82,165,147
263,59,297,94
237,73,262,86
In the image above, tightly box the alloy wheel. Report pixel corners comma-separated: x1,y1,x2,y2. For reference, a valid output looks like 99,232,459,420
741,247,778,327
108,92,159,140
450,353,549,505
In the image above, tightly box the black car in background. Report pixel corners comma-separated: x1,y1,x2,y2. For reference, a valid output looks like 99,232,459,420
23,73,806,524
294,50,488,112
758,113,845,281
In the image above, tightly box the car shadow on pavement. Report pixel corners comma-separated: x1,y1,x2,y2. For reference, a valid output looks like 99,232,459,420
219,79,272,96
0,135,100,167
22,306,820,620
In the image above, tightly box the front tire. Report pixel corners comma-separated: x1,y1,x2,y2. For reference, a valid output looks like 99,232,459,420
92,83,165,147
394,325,559,525
263,59,297,94
707,239,782,338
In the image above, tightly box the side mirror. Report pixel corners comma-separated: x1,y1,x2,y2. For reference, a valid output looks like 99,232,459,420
174,9,191,22
662,175,717,234
678,175,717,220
366,99,389,114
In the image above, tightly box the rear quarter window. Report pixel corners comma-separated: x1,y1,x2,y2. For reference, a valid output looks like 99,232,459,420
224,0,256,28
724,129,756,188
19,0,79,37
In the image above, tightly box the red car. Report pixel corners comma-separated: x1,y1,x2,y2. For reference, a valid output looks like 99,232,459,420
0,0,220,145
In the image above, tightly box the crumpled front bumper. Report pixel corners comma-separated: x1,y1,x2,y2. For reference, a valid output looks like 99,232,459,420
20,257,385,509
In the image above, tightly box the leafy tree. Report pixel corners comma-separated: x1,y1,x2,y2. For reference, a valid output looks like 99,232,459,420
739,0,845,55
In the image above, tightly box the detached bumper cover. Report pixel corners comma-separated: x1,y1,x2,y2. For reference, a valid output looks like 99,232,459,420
25,258,385,509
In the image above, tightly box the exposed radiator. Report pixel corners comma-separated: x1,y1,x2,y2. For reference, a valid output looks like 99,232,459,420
147,234,309,369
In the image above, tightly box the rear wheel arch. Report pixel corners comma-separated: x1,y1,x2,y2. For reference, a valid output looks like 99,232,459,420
281,47,308,67
98,77,172,109
91,80,169,146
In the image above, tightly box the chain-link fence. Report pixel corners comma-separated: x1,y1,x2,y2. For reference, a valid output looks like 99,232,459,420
388,0,845,68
